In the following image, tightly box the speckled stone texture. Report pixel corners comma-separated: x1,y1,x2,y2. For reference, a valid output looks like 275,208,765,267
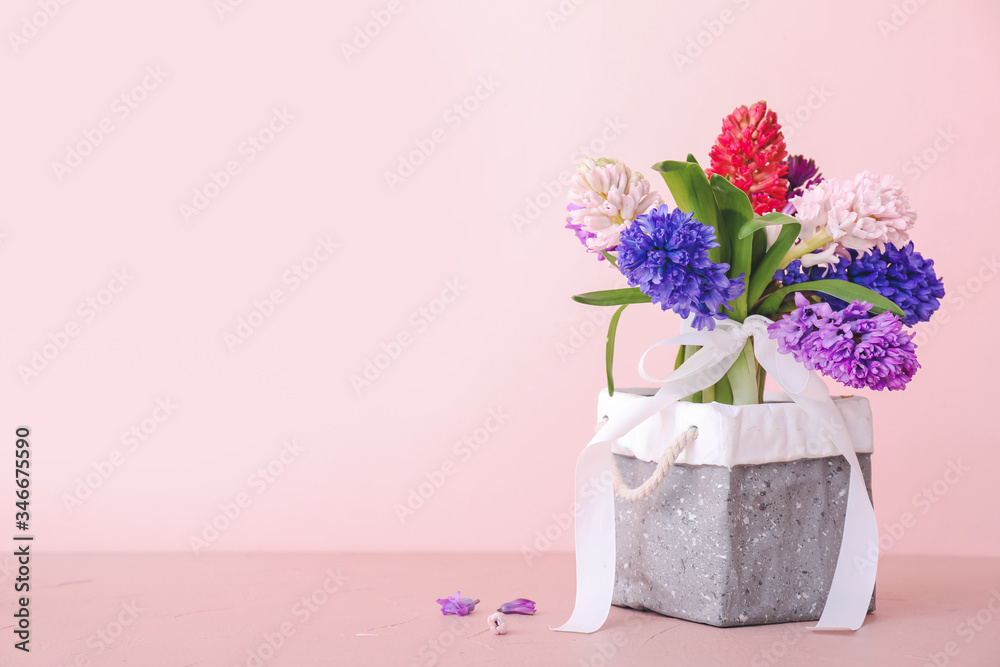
612,454,874,627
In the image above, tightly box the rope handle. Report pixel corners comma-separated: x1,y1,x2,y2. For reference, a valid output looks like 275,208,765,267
596,419,699,502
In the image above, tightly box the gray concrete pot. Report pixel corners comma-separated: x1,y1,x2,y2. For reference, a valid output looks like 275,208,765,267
602,392,876,627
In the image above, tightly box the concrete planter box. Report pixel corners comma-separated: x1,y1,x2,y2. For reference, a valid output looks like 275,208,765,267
601,390,876,627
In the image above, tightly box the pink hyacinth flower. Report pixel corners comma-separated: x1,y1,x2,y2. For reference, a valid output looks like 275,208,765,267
790,170,917,266
566,158,663,253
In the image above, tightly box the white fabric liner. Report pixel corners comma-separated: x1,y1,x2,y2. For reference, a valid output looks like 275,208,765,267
600,390,873,467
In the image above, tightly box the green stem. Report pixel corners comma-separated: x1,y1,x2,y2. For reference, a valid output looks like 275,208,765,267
677,345,702,403
779,231,832,269
756,364,767,404
725,340,759,405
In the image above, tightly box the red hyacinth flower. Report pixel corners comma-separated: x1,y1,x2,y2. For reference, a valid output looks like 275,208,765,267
707,101,789,215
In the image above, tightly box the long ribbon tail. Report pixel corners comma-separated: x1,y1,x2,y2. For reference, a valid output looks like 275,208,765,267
549,440,615,633
553,330,743,633
750,324,878,631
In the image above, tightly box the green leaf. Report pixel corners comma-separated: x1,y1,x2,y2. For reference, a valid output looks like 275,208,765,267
600,250,619,268
572,287,651,306
756,364,767,403
713,375,734,405
751,229,767,268
758,279,905,317
709,175,755,318
737,212,799,239
605,305,627,396
747,221,801,307
652,160,727,264
709,175,755,244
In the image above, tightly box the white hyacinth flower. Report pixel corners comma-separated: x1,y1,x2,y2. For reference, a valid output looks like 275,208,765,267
788,170,917,265
567,158,663,252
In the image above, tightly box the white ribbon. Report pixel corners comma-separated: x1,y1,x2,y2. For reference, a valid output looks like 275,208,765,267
553,315,878,633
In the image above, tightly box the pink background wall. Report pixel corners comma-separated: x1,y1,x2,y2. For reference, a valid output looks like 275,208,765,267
3,0,998,556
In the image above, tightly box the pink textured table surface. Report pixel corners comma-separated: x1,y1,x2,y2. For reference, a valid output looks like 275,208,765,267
6,553,1000,666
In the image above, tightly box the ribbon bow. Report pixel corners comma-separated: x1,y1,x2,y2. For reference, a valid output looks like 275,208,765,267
553,315,878,633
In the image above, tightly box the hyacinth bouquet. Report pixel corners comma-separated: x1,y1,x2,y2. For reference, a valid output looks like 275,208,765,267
554,103,946,632
566,102,944,403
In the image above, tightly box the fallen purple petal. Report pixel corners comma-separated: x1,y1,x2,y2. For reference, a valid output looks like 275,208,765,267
435,591,479,616
498,598,536,614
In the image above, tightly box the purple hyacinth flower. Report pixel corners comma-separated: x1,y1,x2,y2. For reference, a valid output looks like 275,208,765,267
616,205,744,331
497,598,536,615
784,155,823,199
774,242,945,326
436,591,479,616
768,293,919,391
